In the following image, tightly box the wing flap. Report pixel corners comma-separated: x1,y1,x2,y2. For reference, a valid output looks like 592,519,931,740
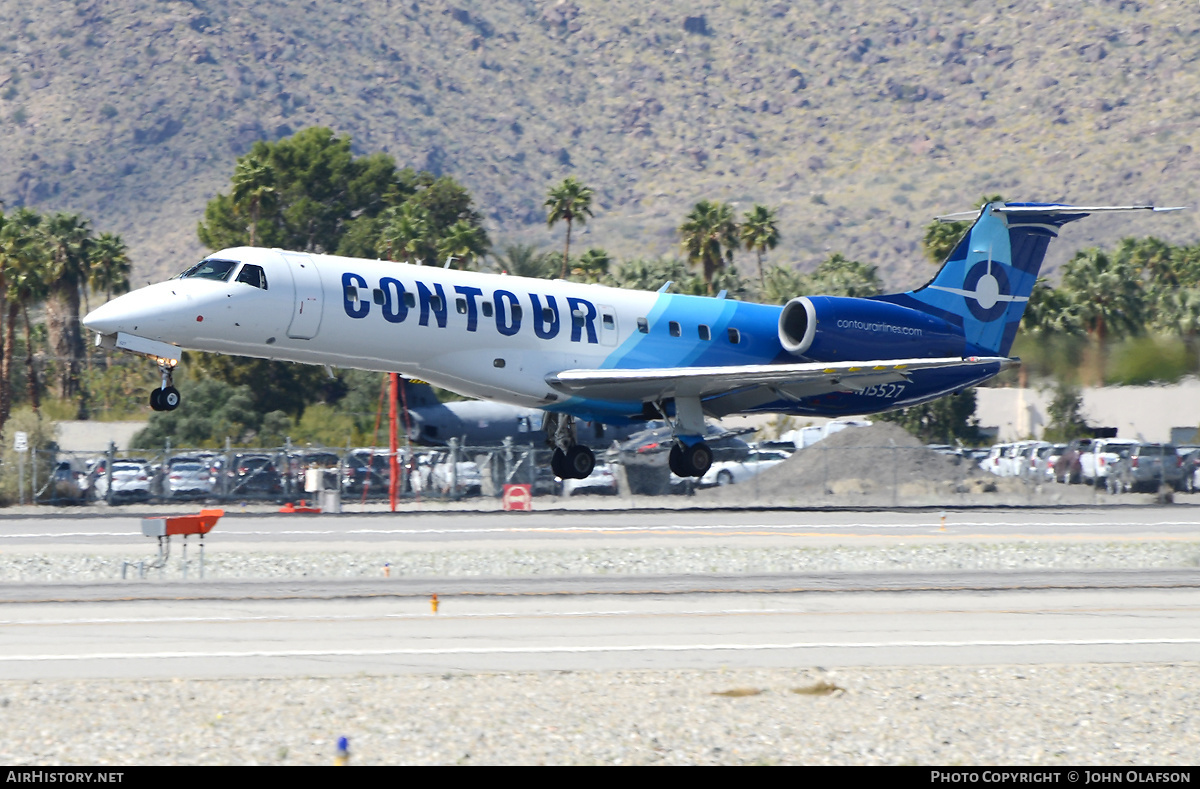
548,356,1013,404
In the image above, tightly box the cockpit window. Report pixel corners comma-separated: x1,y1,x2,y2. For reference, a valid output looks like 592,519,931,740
178,258,239,281
236,264,268,290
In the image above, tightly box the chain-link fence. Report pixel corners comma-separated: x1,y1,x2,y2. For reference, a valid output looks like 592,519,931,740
12,440,1200,508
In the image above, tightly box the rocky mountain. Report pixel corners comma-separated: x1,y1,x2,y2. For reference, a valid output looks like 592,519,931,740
2,0,1199,287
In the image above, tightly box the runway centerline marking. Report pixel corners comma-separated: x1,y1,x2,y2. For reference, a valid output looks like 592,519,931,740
4,637,1200,662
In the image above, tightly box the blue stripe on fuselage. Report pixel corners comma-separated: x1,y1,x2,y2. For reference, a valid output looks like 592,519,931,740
600,293,787,370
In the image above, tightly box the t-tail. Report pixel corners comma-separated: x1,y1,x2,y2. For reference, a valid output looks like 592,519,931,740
876,202,1183,357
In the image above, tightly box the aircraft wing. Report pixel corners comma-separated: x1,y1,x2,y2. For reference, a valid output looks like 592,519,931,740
548,356,1013,415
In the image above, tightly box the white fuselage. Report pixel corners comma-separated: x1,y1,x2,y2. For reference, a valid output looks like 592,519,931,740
84,247,672,409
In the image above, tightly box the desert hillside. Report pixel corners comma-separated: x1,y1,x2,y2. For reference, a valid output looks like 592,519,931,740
2,0,1199,286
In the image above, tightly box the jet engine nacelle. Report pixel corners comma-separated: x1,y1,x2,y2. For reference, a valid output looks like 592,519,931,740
778,295,966,361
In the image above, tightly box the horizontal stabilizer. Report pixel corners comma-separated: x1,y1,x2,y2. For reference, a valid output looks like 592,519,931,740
936,204,1185,223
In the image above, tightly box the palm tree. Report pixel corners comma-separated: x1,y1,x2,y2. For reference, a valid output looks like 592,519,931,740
921,194,1005,265
1059,248,1146,385
230,153,277,247
802,253,882,298
436,220,490,269
606,258,688,292
740,204,779,289
87,232,132,304
8,245,50,414
41,213,93,403
544,177,594,279
375,202,430,263
570,248,611,283
0,211,39,426
495,243,556,279
761,265,806,305
679,200,739,295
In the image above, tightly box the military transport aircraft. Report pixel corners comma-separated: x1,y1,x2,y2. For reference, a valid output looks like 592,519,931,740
82,202,1179,481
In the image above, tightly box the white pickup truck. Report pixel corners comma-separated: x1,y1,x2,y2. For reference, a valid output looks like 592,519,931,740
1081,438,1138,487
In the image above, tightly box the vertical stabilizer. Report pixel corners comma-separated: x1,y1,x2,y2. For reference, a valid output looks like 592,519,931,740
875,202,1157,356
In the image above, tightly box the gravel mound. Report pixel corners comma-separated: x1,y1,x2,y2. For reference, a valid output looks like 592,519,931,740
754,422,972,495
697,423,1025,505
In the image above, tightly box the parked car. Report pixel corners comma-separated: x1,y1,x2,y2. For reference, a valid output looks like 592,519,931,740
164,461,217,500
1013,441,1052,480
427,453,482,497
226,454,284,498
43,461,88,505
1037,444,1068,482
1106,443,1185,493
699,449,791,487
561,462,619,496
980,443,1015,477
341,449,394,495
1053,438,1095,484
1082,438,1138,487
1180,447,1200,494
96,461,153,504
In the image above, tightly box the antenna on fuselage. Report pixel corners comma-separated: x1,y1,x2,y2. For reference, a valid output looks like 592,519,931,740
444,256,457,269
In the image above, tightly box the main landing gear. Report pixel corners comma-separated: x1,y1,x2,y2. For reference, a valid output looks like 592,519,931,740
545,413,596,480
668,440,713,478
149,359,181,412
656,396,713,479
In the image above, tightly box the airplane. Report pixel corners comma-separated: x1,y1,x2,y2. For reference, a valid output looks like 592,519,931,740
82,201,1180,481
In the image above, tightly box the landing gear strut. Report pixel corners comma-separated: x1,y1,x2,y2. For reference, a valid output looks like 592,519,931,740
545,414,595,480
653,397,713,479
149,359,181,412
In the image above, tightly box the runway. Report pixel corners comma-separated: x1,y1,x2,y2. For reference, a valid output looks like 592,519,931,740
2,506,1198,680
3,505,1200,547
2,588,1199,679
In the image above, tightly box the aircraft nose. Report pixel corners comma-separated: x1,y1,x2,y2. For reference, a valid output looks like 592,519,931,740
82,286,172,336
82,298,125,335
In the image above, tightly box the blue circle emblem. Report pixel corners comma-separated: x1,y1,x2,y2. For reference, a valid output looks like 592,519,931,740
962,260,1011,322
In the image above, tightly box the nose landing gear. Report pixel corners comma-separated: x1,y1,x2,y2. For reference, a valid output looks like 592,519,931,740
149,359,181,412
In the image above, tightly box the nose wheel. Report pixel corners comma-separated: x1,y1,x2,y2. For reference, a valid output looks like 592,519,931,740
150,386,180,412
149,360,181,412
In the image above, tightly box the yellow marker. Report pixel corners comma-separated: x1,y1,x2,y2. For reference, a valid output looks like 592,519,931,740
431,593,439,614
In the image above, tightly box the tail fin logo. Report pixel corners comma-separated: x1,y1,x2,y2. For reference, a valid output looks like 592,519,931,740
928,255,1026,323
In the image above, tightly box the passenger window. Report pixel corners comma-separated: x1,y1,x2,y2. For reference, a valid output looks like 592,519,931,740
511,305,523,321
430,296,442,311
637,318,649,334
727,328,741,344
373,288,385,305
235,264,268,290
543,307,555,322
345,285,359,301
456,297,467,314
698,324,711,341
669,321,681,337
482,301,494,318
404,292,417,308
602,313,615,329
